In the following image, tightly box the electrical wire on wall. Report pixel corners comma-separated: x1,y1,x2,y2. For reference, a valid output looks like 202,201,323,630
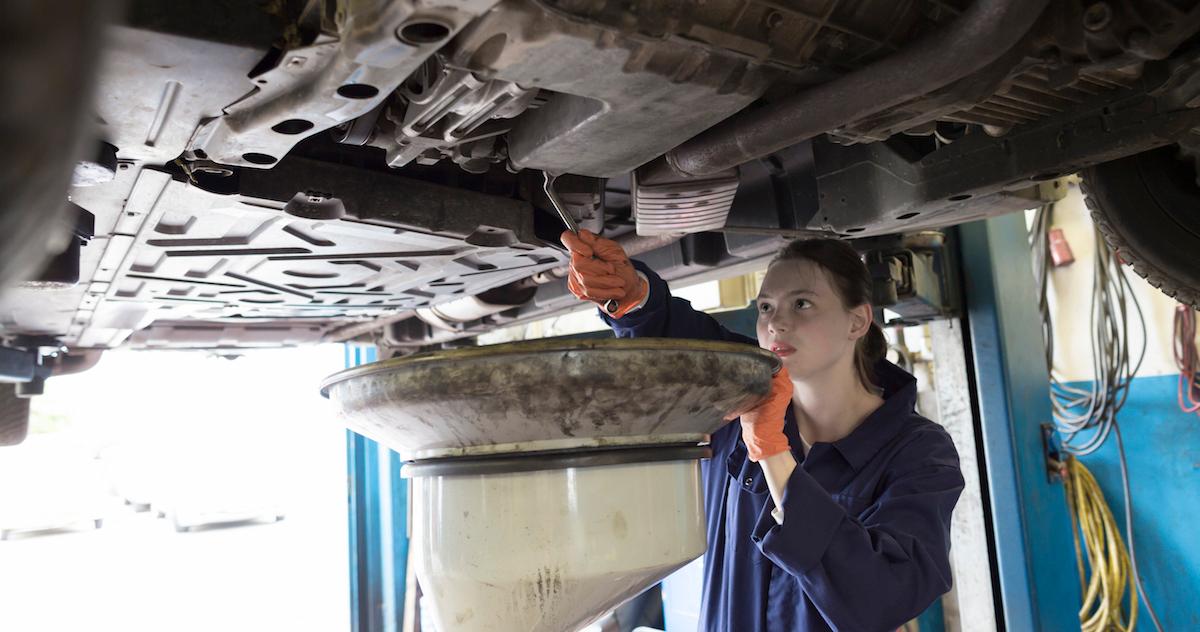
1173,306,1200,415
1062,455,1140,632
1029,203,1163,631
1031,205,1146,454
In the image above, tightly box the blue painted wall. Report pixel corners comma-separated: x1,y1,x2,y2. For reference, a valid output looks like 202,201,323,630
1071,374,1200,631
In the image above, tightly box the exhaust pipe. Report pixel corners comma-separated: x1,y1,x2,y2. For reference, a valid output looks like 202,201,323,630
662,0,1050,178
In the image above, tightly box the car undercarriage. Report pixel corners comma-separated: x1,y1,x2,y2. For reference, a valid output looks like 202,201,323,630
3,0,1200,436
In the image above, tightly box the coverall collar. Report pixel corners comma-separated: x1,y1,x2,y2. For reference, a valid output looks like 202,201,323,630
826,359,918,471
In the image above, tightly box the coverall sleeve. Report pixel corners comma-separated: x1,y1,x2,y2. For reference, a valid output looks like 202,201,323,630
603,260,756,345
750,427,965,631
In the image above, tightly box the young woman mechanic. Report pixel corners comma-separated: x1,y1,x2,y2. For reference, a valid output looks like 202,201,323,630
561,230,966,632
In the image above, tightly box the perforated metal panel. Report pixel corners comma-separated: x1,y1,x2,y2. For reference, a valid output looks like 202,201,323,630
71,165,565,348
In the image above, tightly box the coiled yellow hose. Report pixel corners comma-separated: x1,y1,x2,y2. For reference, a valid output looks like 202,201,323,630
1064,456,1139,631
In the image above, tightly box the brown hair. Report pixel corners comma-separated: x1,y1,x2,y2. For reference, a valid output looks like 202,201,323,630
770,238,887,390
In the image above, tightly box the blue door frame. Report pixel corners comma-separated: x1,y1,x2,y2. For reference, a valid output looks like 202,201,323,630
958,215,1079,630
345,345,409,632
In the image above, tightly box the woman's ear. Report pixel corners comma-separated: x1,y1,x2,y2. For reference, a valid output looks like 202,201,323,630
848,303,873,340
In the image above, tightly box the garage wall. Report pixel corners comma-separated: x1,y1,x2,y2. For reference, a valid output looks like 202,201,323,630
1037,185,1200,630
1043,183,1195,380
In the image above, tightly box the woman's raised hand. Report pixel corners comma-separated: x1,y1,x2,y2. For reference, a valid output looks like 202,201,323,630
560,229,648,318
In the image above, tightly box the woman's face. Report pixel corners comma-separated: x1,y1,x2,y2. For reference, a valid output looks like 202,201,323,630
755,259,870,382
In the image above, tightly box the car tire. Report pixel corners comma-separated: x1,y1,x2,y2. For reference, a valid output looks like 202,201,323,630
0,384,31,446
0,1,113,290
1080,145,1200,308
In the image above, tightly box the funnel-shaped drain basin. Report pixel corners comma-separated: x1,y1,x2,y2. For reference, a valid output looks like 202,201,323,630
322,338,779,460
407,450,707,632
324,339,778,629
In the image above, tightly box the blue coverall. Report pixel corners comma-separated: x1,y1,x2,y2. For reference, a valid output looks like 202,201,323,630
603,261,966,632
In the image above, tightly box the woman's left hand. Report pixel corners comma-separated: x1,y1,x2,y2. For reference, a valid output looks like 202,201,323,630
736,367,793,462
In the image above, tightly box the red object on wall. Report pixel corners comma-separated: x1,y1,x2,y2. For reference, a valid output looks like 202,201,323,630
1048,228,1075,267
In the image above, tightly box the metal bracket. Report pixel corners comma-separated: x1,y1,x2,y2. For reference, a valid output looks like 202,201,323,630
0,347,37,383
0,345,56,398
862,231,961,326
1041,423,1065,485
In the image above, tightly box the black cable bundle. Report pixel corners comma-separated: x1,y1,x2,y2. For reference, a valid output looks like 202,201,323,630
1029,203,1163,631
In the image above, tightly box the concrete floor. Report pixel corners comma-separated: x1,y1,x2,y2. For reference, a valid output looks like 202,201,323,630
0,346,351,631
0,498,348,632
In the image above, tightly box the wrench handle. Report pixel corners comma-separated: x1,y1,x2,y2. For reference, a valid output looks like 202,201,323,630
546,172,622,316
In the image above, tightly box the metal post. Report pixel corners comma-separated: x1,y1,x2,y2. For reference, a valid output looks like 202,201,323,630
346,345,409,632
957,216,1079,630
929,318,997,632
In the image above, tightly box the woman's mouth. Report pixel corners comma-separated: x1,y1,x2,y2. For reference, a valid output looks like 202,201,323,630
769,343,796,358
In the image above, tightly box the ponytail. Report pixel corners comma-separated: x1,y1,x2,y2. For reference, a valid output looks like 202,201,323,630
854,321,887,391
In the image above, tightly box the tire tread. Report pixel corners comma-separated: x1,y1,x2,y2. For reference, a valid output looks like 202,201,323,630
1080,176,1200,309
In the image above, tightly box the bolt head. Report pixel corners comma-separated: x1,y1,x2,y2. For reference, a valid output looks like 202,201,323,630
1083,2,1112,32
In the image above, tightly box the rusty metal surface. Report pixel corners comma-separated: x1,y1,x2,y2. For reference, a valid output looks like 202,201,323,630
662,0,1052,176
321,338,779,459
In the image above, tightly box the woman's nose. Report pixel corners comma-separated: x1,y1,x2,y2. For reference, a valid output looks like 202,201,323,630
768,313,788,334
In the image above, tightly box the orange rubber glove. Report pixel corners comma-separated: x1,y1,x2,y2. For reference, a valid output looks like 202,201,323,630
560,229,649,318
738,367,794,462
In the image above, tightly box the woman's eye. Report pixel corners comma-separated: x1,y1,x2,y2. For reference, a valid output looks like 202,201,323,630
757,302,772,314
794,299,811,310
